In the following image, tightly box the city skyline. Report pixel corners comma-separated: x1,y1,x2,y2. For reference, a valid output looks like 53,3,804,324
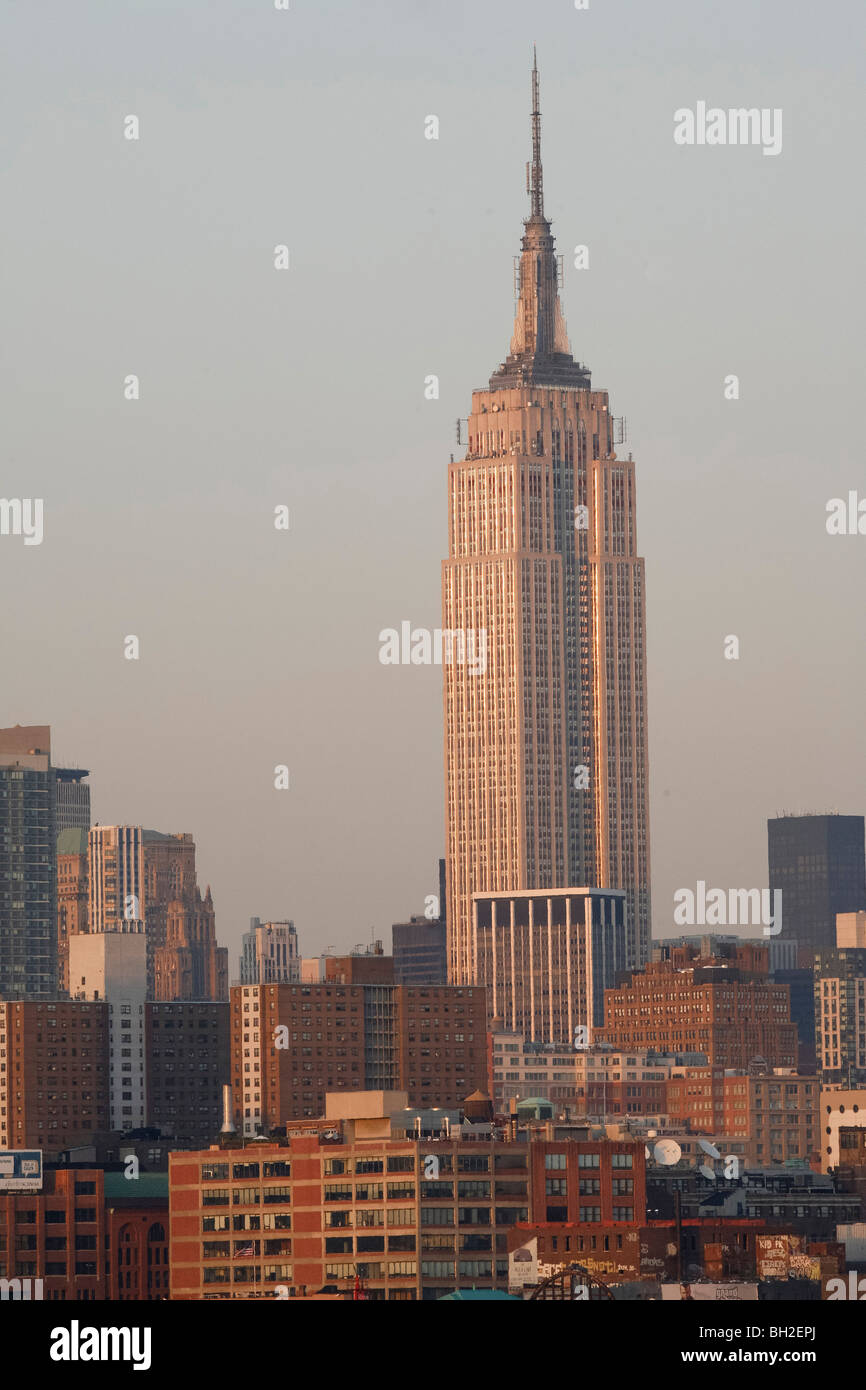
2,0,865,1324
2,1,863,966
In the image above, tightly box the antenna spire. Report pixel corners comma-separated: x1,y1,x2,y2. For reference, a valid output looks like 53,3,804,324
530,46,544,218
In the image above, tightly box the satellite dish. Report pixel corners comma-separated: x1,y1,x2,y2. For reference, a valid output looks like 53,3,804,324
653,1139,683,1166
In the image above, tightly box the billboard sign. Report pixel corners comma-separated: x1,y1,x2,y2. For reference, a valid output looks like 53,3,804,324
0,1150,43,1192
508,1238,539,1289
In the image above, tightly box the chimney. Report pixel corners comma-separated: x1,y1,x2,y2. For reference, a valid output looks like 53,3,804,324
220,1084,237,1139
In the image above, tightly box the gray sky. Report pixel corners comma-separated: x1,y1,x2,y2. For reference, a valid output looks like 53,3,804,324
2,0,864,968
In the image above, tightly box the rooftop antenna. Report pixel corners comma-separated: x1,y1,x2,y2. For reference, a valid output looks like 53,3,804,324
530,45,544,218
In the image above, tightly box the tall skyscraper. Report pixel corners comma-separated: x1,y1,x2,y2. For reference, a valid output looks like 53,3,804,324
142,830,227,1001
392,916,447,986
0,724,58,999
814,912,866,1087
768,814,866,955
239,918,299,984
142,830,197,954
153,882,228,1002
54,765,91,834
89,825,145,930
57,826,89,996
443,57,650,983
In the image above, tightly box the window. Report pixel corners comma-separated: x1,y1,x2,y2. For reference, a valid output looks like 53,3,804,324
458,1207,490,1226
263,1186,292,1205
324,1184,352,1203
356,1209,384,1228
355,1159,383,1175
203,1241,230,1259
457,1180,490,1199
201,1162,229,1181
421,1208,454,1227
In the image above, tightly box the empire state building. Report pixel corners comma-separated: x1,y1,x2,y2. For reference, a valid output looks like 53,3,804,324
443,55,651,989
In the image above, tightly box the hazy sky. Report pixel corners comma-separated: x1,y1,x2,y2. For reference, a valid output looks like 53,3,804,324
2,0,864,969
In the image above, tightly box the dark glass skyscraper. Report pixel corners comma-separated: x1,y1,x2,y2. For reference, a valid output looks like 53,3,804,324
768,813,866,954
0,725,58,999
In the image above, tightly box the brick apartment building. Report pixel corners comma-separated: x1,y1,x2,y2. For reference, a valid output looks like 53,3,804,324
0,1167,106,1300
168,1091,651,1301
0,1166,170,1301
598,946,798,1069
145,1002,230,1147
0,1001,110,1154
105,1171,170,1299
666,1068,820,1166
232,982,487,1133
0,1000,229,1154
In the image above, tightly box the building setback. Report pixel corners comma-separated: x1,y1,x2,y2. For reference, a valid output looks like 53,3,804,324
443,57,650,986
473,887,627,1043
231,982,488,1133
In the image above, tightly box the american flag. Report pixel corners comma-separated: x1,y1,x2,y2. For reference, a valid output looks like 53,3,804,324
234,1244,255,1260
